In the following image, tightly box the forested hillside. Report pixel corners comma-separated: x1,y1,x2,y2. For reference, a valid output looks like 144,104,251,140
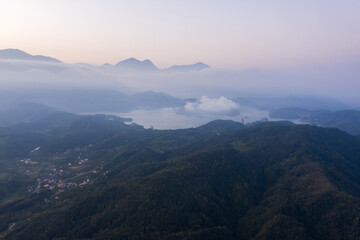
0,108,360,240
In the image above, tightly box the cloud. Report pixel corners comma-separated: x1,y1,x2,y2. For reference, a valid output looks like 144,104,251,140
0,61,131,92
184,96,240,115
1,58,360,107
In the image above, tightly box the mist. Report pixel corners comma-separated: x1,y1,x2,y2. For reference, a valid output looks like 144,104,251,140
0,56,359,129
1,58,359,107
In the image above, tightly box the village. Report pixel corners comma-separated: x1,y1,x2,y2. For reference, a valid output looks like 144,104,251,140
20,145,105,197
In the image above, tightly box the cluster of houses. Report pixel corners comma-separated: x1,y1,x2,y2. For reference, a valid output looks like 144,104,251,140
28,177,83,194
23,144,102,199
27,156,93,194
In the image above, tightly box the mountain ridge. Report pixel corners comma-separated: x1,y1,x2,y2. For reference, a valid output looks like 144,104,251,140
165,62,210,72
0,49,62,63
0,49,210,72
270,108,360,135
115,57,159,71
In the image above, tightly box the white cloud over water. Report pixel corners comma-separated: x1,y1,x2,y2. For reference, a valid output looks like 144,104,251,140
184,96,240,114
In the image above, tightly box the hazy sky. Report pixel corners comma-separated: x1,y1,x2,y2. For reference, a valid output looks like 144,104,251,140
1,0,359,69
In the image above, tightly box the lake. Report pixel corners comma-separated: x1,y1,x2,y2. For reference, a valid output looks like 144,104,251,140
106,107,271,129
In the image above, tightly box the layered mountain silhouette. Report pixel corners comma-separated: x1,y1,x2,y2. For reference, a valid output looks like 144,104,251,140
111,58,210,72
0,49,62,63
0,49,210,72
270,108,360,135
114,57,159,71
0,89,184,113
165,62,210,72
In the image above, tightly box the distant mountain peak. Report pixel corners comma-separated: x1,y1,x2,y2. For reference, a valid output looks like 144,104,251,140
143,59,152,63
101,63,113,68
122,57,140,63
115,58,159,71
0,48,62,63
166,62,210,72
111,58,210,72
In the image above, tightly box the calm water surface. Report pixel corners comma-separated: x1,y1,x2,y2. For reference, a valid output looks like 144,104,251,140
108,107,271,129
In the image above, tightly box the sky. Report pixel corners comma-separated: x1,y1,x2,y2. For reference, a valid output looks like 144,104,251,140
1,0,360,69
